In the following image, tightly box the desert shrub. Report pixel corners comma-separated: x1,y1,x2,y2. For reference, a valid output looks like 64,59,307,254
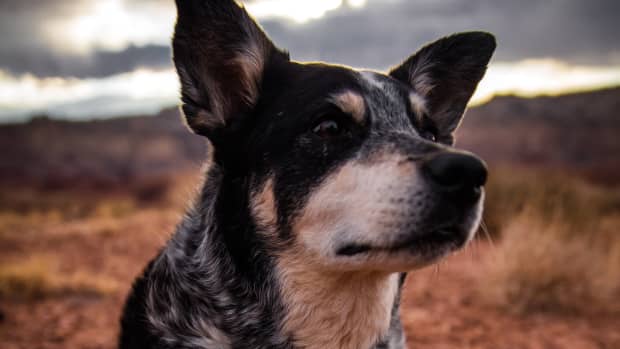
130,176,172,205
0,186,142,222
478,169,620,314
0,257,117,301
482,166,620,237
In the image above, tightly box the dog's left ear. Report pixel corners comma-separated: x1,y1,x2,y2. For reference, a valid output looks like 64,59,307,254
173,0,289,142
390,32,496,144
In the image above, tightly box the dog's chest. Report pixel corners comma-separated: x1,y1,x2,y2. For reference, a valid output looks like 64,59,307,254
277,264,400,349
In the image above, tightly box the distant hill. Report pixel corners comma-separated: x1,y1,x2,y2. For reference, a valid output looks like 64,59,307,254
0,109,207,187
456,87,620,183
1,87,618,187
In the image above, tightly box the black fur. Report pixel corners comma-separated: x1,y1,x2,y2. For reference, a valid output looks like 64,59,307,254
120,1,495,348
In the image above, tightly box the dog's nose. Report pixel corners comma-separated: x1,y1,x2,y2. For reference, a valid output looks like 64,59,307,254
423,152,487,193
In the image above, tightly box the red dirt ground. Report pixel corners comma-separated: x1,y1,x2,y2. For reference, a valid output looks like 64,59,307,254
1,204,618,349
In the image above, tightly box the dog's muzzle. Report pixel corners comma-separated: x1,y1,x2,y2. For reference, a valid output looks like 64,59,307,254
335,151,487,259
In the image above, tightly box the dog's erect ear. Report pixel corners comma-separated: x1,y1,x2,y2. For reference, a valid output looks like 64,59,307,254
173,0,288,139
390,32,496,144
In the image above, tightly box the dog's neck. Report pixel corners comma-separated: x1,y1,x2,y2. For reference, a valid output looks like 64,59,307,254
148,166,293,348
277,249,401,349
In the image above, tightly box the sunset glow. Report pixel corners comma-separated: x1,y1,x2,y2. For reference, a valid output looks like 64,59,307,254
2,59,619,121
54,0,174,52
0,69,179,120
246,0,343,23
0,0,618,121
471,59,620,105
52,0,363,52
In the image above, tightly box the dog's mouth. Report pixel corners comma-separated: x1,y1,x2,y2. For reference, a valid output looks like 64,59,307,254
336,227,468,257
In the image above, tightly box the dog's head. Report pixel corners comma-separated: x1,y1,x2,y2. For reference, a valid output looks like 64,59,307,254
173,1,495,272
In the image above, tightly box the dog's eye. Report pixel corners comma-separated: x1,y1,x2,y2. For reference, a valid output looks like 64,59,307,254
313,119,342,138
421,130,437,142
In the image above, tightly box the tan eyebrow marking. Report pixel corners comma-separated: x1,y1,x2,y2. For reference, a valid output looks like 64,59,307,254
329,91,366,124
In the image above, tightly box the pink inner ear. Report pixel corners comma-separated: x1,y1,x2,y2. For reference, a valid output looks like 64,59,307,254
407,55,437,97
173,0,286,136
388,32,496,140
409,92,428,118
234,42,269,108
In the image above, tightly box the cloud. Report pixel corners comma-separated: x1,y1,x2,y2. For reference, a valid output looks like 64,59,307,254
0,0,91,59
0,44,171,79
0,0,173,78
260,0,620,70
0,68,179,121
0,0,618,79
3,59,619,122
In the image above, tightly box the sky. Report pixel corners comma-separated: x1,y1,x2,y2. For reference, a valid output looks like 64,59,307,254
0,0,619,122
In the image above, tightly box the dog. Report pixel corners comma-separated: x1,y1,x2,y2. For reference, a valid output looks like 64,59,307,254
119,1,495,348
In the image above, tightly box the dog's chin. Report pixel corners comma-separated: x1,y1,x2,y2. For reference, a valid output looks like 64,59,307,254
333,225,477,272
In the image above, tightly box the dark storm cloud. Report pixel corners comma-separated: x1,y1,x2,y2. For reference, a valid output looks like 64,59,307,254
0,0,618,78
1,44,171,79
0,0,86,77
261,0,620,70
0,0,172,78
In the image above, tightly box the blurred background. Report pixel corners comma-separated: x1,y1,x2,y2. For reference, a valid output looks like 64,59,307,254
0,1,618,348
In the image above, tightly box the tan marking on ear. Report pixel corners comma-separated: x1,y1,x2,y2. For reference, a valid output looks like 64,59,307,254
189,109,227,130
409,92,428,118
177,65,226,131
183,40,268,131
277,247,400,349
235,41,268,107
250,177,277,231
177,66,200,101
408,51,436,96
330,91,366,124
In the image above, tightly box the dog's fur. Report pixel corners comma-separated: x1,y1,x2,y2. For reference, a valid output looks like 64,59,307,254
119,1,496,348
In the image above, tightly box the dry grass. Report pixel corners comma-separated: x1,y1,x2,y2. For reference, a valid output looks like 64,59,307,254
482,166,620,237
0,257,118,301
478,168,620,314
0,174,196,237
0,175,194,302
2,168,618,316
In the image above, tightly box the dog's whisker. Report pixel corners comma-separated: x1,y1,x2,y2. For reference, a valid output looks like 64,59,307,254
480,219,495,248
432,260,444,281
467,238,478,262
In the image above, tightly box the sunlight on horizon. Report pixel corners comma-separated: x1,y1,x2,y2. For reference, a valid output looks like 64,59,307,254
0,69,179,121
471,59,620,105
1,59,619,121
246,0,366,23
2,0,619,121
51,0,368,52
51,0,175,53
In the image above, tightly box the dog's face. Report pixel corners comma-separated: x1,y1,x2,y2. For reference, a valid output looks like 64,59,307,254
173,1,495,272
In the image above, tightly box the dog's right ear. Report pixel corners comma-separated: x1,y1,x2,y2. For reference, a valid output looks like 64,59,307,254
173,0,288,141
389,32,495,145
